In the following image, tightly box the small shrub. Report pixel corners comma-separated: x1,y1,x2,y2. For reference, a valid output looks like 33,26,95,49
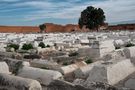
7,44,19,51
69,52,79,57
85,58,93,64
85,57,93,64
38,42,45,48
22,43,33,50
46,44,50,47
115,46,121,49
63,62,68,66
125,43,135,47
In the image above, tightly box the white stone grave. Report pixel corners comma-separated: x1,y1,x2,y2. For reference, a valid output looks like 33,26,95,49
86,59,135,85
17,66,63,85
0,73,42,90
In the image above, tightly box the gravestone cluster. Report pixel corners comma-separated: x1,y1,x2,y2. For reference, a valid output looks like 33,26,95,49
0,31,135,90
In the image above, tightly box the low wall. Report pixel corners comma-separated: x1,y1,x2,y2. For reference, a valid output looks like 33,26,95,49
0,26,39,33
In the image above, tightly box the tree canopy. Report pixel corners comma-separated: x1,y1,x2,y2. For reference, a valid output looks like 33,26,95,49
78,6,106,31
39,24,46,33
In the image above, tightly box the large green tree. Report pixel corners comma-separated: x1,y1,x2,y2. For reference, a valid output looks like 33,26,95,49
39,24,46,33
78,6,106,31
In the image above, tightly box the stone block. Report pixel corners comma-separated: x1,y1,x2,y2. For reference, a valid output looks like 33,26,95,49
3,58,30,74
125,79,135,89
17,66,63,85
30,59,59,70
0,62,10,74
86,59,135,85
74,61,103,79
123,46,135,58
0,73,42,90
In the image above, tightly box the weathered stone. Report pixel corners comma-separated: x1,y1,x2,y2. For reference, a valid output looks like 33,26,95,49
78,47,100,58
3,58,30,75
47,80,90,90
17,66,63,85
130,57,135,65
58,64,79,75
78,40,115,59
74,79,133,90
86,59,135,85
48,79,130,90
102,49,126,61
0,51,15,58
92,40,115,49
74,61,103,79
0,73,42,90
30,59,60,70
125,79,135,89
0,62,10,74
123,46,135,58
114,39,124,48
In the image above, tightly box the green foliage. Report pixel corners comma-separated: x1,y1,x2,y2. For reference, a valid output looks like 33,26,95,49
63,62,68,66
38,42,50,48
78,6,106,30
39,42,45,48
85,57,93,64
7,44,19,51
22,43,33,50
115,47,121,49
85,58,93,64
46,44,50,47
69,52,79,57
125,43,135,47
39,24,46,33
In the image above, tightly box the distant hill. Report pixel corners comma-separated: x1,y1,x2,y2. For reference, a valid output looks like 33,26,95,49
109,20,135,25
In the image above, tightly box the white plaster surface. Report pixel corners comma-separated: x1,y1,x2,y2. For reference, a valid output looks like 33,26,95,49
0,73,42,90
0,62,10,74
17,66,63,85
86,59,135,85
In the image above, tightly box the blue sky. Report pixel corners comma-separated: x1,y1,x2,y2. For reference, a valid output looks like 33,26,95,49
0,0,135,26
